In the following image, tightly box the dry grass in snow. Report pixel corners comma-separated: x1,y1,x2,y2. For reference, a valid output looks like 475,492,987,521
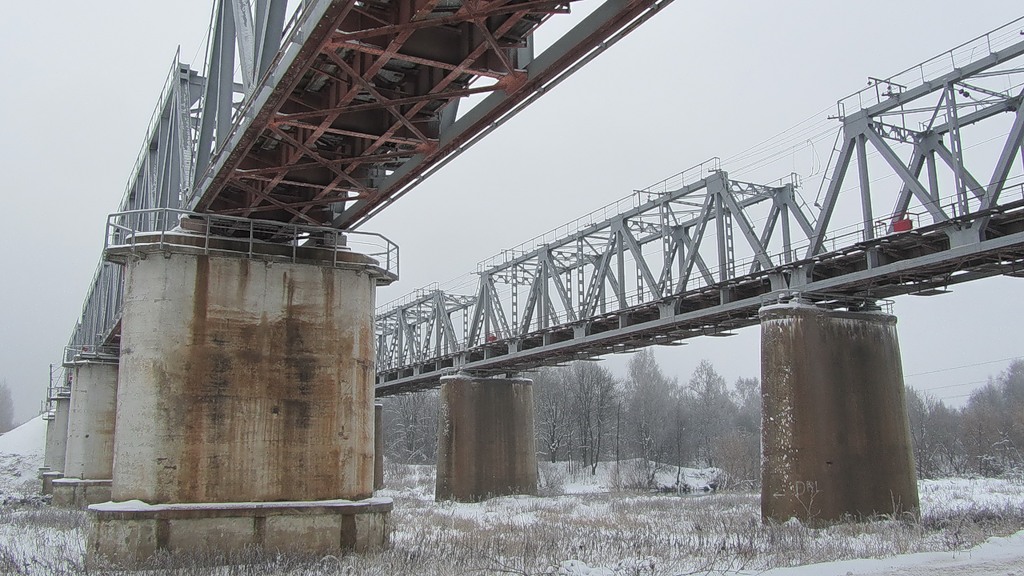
2,419,1023,575
0,465,1022,575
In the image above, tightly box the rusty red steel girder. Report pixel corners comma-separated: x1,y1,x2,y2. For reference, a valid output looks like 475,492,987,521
194,0,662,229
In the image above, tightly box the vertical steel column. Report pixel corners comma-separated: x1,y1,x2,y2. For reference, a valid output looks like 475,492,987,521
856,133,878,268
944,84,969,216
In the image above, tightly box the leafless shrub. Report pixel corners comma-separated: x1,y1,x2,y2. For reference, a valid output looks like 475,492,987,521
537,462,567,496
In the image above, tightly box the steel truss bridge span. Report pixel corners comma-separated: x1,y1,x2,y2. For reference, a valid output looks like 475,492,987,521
374,19,1024,395
189,0,675,229
63,0,672,360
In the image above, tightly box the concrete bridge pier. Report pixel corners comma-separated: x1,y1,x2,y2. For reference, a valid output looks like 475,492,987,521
53,360,118,507
87,240,393,566
759,302,919,524
40,390,71,495
435,375,538,502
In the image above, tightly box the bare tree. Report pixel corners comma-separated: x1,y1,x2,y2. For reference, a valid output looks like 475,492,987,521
929,400,967,476
687,360,734,468
563,362,617,475
714,377,761,488
906,386,934,478
532,369,571,463
622,350,675,486
732,377,761,436
0,380,14,433
960,361,1024,477
381,390,439,464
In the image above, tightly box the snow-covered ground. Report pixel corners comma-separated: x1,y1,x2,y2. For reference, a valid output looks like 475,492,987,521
0,415,45,500
540,531,1024,575
1,417,1023,575
920,477,1024,517
756,530,1024,576
539,459,724,495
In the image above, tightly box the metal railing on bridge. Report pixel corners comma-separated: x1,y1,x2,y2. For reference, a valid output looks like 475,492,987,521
64,207,399,366
105,208,398,278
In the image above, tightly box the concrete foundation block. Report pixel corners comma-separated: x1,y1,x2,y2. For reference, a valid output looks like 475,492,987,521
87,498,392,568
435,375,538,502
352,510,388,550
167,516,254,552
263,514,343,553
89,518,159,566
41,471,64,496
52,479,112,509
759,303,919,523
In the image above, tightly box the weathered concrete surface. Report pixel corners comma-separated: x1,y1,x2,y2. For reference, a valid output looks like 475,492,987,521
374,403,384,491
64,362,118,481
42,394,71,474
435,376,538,502
87,498,392,567
41,471,64,496
760,303,919,523
113,251,382,504
52,479,112,509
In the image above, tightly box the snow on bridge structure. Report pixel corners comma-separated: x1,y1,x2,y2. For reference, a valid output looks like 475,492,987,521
37,0,1024,565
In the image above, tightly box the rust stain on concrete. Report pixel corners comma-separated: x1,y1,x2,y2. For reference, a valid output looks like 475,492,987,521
129,254,377,504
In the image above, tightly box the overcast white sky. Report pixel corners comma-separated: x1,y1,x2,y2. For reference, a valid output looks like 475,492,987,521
1,1,1023,423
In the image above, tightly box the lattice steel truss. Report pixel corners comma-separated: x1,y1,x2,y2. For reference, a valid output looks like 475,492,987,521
188,0,675,228
41,364,71,420
64,0,666,365
66,59,203,362
376,18,1024,393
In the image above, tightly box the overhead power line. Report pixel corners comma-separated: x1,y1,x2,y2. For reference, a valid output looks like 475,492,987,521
905,356,1023,378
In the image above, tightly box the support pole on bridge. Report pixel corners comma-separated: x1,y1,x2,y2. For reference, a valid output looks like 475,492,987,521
435,375,538,502
759,301,919,523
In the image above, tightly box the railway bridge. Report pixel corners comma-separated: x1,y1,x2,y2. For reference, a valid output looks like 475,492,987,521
34,0,1024,564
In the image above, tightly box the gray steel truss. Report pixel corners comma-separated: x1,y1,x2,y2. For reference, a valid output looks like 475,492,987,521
375,18,1024,394
66,58,204,363
185,0,675,227
63,0,669,367
193,0,290,184
67,0,295,363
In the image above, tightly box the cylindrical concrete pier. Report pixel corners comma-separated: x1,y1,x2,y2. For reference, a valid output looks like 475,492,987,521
112,251,381,504
760,303,919,523
89,235,395,565
435,375,538,502
43,394,71,473
54,361,118,506
64,361,119,480
41,393,72,495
